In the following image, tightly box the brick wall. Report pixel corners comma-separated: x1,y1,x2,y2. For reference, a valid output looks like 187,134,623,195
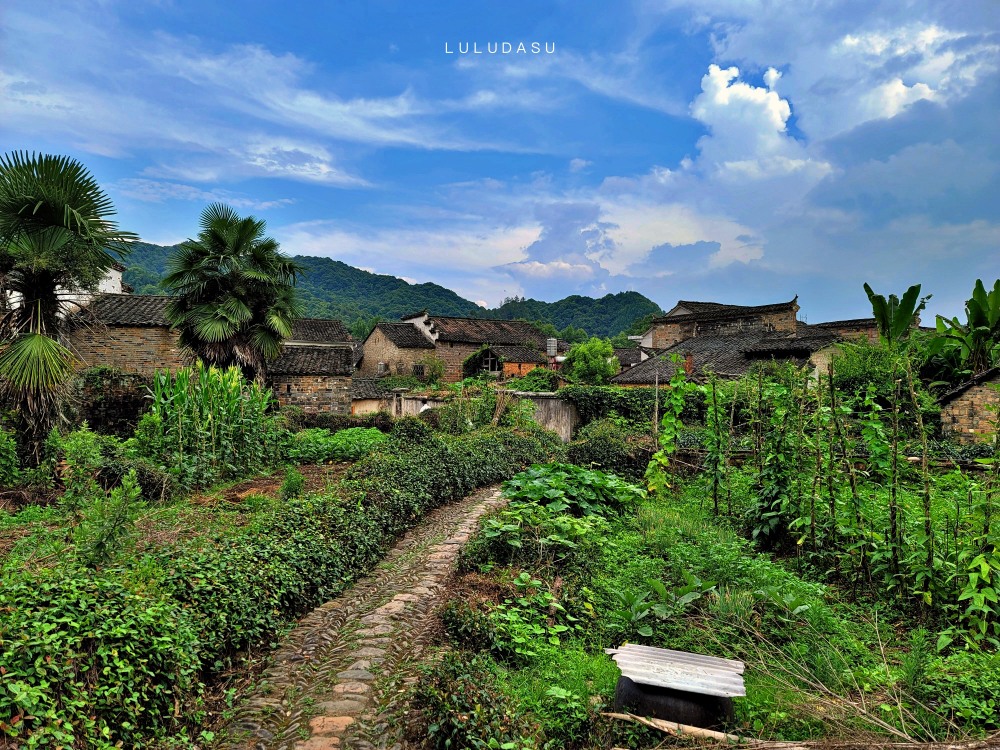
651,321,697,348
941,376,1000,445
503,362,540,378
436,342,480,382
272,374,352,414
359,328,433,378
68,325,186,376
650,309,798,349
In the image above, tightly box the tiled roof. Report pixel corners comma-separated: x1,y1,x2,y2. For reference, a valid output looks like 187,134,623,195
72,294,172,327
374,322,435,349
814,318,877,329
351,378,392,400
488,345,549,364
270,345,354,376
428,316,548,347
289,318,352,344
655,297,799,325
614,347,642,368
610,326,837,385
939,367,1000,405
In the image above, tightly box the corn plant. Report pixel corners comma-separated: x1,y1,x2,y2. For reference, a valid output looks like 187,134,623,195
136,364,282,490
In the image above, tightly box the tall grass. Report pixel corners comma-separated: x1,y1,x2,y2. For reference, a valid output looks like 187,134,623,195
136,364,283,490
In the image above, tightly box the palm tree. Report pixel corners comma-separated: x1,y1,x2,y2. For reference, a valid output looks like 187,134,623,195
0,151,137,464
162,203,303,382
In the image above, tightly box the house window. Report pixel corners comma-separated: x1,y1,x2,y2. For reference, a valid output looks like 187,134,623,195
377,362,388,375
396,361,405,374
285,383,292,394
412,363,425,378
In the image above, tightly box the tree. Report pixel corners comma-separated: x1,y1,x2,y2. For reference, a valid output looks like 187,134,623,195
0,151,136,463
162,203,302,382
863,282,930,345
563,337,619,385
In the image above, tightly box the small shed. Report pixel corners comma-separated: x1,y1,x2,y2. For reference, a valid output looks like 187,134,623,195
462,344,549,379
269,345,354,414
351,378,394,415
939,367,1000,445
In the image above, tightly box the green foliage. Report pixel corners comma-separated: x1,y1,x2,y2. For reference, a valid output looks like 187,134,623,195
645,357,700,494
410,652,541,749
863,282,929,344
562,337,619,385
0,570,201,748
287,427,388,464
566,417,655,480
136,364,284,490
73,470,142,568
161,203,303,380
0,427,20,486
922,650,1000,727
502,463,644,517
280,467,305,500
559,384,703,428
505,368,561,392
485,291,661,339
58,423,104,509
929,278,1000,379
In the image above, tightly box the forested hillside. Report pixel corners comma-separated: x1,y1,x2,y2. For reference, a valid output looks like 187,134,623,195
121,243,660,339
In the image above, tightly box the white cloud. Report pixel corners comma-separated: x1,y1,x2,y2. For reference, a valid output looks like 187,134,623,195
116,179,294,210
569,158,592,172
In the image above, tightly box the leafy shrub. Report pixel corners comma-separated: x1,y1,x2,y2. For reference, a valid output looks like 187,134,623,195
58,424,104,508
923,650,1000,728
506,368,561,392
0,570,202,748
409,652,541,749
300,410,393,433
502,463,644,517
73,470,142,568
559,384,703,428
287,427,388,463
567,418,654,479
280,467,305,500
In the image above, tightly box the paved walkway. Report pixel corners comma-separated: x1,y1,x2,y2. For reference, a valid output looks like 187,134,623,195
223,485,504,750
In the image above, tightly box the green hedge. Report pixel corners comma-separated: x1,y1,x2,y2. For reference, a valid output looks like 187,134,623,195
0,426,552,748
558,385,703,428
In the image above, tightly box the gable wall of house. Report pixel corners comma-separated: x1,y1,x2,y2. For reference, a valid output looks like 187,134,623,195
359,328,430,378
271,374,352,414
941,377,1000,445
435,341,480,382
503,361,541,378
68,325,186,376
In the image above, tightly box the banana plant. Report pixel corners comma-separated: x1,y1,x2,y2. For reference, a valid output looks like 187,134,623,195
931,279,1000,377
863,282,930,345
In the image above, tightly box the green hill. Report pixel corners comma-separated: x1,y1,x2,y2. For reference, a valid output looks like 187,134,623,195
482,292,662,338
121,243,660,339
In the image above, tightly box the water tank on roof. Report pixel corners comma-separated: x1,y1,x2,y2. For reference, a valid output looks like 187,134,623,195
546,338,558,356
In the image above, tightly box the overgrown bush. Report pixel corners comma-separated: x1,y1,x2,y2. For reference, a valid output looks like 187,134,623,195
567,417,654,479
408,652,541,749
559,384,703,428
0,426,20,487
506,368,561,392
0,570,202,748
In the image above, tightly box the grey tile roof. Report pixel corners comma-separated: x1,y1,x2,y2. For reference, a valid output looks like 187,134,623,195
939,367,1000,405
488,345,549,364
72,294,172,327
351,378,392,400
270,345,354,376
427,316,548,347
610,326,838,384
656,298,799,325
614,347,642,368
289,318,352,343
374,322,435,349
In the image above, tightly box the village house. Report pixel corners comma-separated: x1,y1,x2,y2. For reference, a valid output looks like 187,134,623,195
358,312,559,383
939,367,1000,445
615,297,844,385
66,293,356,413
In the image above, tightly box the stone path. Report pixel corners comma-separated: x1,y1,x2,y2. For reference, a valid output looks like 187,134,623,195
222,485,504,750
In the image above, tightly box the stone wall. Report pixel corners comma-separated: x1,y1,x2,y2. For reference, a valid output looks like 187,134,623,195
73,368,152,437
359,328,430,378
68,325,186,376
651,321,697,348
941,376,1000,445
271,374,352,415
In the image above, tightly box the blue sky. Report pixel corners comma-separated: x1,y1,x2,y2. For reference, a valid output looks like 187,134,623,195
2,0,998,323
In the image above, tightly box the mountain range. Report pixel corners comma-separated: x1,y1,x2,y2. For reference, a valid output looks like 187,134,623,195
122,242,662,339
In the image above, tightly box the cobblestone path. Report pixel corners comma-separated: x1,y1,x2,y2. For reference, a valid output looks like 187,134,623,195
223,485,504,750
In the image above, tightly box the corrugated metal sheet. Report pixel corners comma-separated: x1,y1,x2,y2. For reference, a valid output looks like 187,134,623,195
606,644,746,698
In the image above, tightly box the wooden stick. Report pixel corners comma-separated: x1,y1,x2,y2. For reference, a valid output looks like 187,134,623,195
602,712,754,743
